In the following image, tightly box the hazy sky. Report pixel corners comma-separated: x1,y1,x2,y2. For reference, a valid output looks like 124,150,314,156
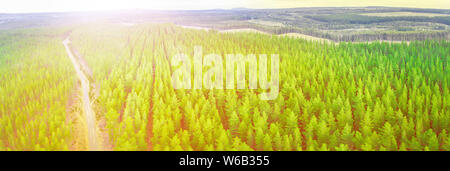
1,0,450,13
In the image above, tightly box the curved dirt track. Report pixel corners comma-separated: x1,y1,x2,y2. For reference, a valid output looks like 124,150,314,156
63,37,100,151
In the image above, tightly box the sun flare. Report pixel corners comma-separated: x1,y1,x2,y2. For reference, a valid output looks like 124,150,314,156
1,0,449,13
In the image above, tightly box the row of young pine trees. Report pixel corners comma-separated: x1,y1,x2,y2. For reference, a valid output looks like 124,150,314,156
0,24,448,151
0,29,75,150
71,24,448,151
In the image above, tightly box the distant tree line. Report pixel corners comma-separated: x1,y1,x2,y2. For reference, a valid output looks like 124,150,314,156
211,22,449,42
304,14,450,26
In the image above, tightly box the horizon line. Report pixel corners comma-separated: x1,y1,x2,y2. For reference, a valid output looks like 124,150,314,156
1,6,450,14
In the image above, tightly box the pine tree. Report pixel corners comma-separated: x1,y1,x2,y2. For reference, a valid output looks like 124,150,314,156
229,111,240,137
263,134,273,151
381,122,398,150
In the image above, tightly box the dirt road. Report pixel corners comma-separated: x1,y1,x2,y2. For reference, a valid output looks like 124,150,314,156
63,37,100,151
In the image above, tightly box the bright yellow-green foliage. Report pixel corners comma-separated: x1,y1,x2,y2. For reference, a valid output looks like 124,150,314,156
70,24,449,151
72,25,154,150
0,29,76,150
1,24,448,151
